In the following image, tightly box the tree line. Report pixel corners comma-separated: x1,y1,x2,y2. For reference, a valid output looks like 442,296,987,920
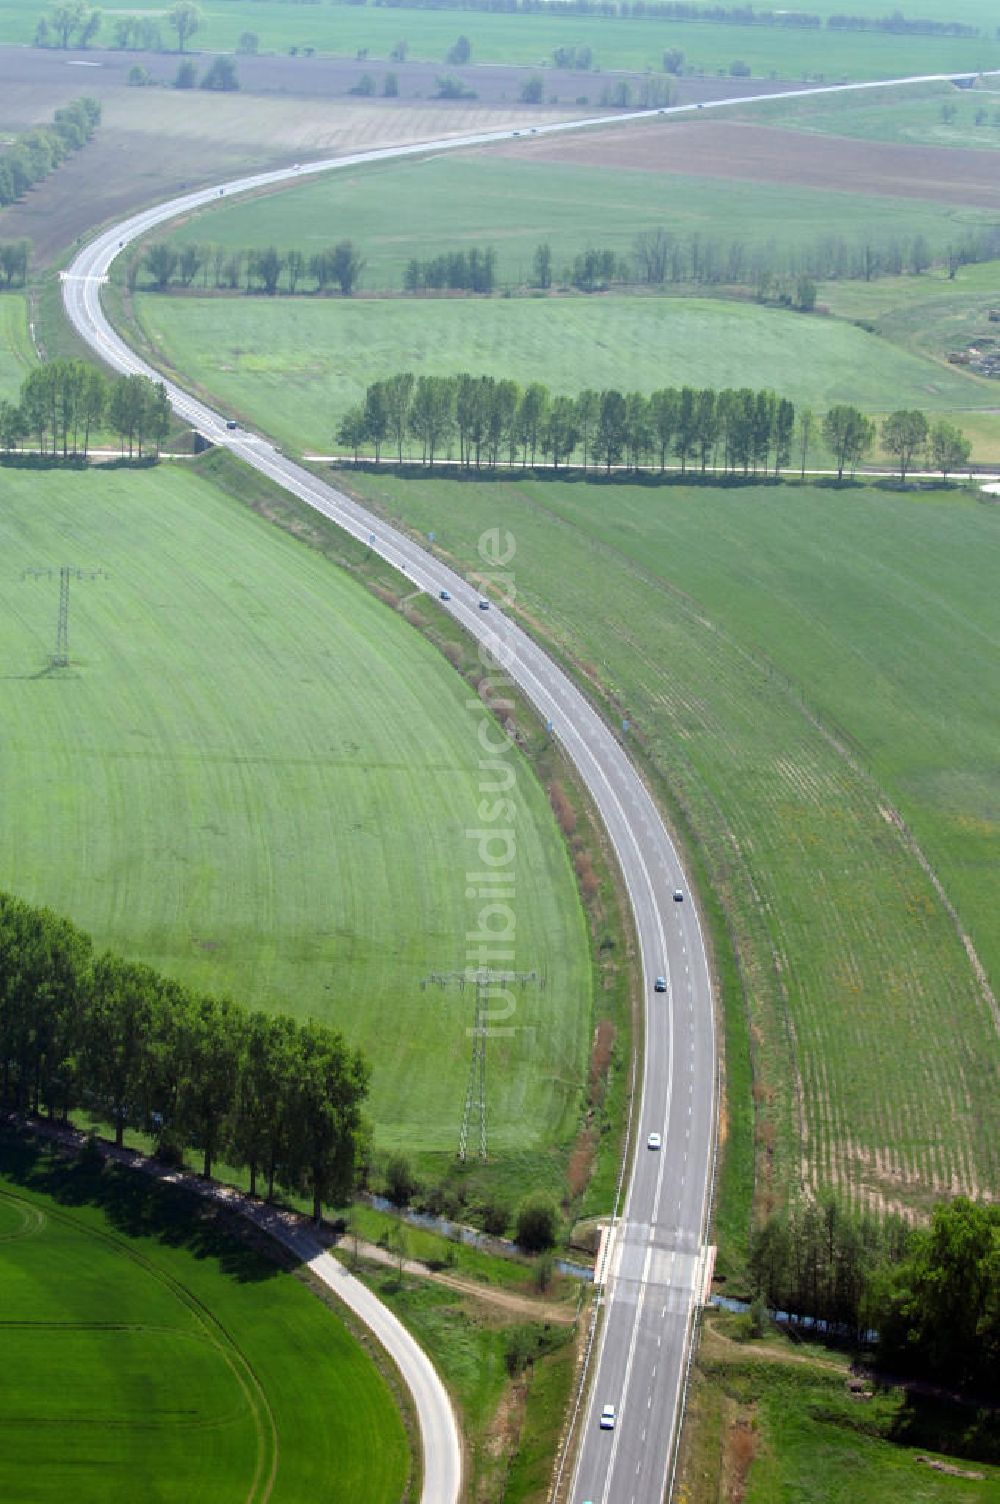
0,891,369,1221
139,240,365,297
34,0,203,51
138,224,1000,303
599,225,1000,293
825,406,971,481
571,225,998,291
338,373,800,475
168,55,239,91
338,376,973,481
0,98,99,210
749,1193,1000,1398
340,0,979,36
828,11,979,36
0,363,172,459
0,241,31,288
404,247,497,293
552,226,1000,294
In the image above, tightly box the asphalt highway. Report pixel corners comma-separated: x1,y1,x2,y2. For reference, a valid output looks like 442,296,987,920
61,69,982,1501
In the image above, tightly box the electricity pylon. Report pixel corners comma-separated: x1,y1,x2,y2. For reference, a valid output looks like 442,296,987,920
420,969,542,1162
22,565,107,667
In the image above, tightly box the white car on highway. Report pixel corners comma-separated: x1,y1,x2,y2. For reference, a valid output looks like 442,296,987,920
599,1403,617,1430
647,1132,662,1150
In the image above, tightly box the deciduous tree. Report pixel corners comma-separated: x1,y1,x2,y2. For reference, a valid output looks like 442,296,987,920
543,394,579,470
532,241,552,289
823,404,874,480
929,418,972,481
284,1021,369,1222
515,1191,559,1251
408,375,454,467
201,55,239,91
168,1,201,52
797,405,815,480
331,240,364,296
146,242,178,290
877,1198,1000,1395
881,408,928,482
82,955,159,1146
595,388,627,473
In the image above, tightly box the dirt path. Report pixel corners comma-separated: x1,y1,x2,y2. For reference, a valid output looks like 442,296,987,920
346,1238,577,1323
703,1319,846,1374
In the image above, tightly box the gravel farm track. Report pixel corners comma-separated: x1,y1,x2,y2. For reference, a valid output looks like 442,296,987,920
58,63,998,1504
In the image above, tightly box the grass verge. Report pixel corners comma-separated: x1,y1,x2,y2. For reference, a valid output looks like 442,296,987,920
353,1256,580,1503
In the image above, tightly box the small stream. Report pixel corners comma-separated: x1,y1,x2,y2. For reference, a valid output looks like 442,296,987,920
367,1194,594,1281
710,1292,877,1342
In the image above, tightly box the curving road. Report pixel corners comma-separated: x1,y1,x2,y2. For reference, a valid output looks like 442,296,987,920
62,68,985,1502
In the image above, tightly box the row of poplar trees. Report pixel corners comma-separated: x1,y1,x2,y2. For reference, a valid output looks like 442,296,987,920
0,893,369,1221
1,363,171,459
340,373,798,476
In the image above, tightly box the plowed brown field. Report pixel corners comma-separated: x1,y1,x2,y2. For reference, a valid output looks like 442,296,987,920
0,47,589,262
489,118,1000,207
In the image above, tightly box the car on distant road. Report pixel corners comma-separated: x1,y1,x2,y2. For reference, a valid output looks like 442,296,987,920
599,1404,617,1430
439,589,451,601
654,976,667,993
647,1132,662,1150
478,599,490,610
226,420,238,430
673,888,684,902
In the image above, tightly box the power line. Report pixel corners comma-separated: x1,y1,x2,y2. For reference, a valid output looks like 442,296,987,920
459,976,489,1165
22,565,107,668
421,969,543,1162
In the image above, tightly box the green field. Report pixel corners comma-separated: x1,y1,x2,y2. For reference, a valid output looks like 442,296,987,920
131,290,992,453
819,263,1000,458
821,260,1000,356
339,467,1000,1217
0,1133,410,1502
741,80,1000,149
136,147,1000,459
1,0,998,80
160,153,995,292
0,462,591,1168
0,293,33,400
680,1312,1000,1504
